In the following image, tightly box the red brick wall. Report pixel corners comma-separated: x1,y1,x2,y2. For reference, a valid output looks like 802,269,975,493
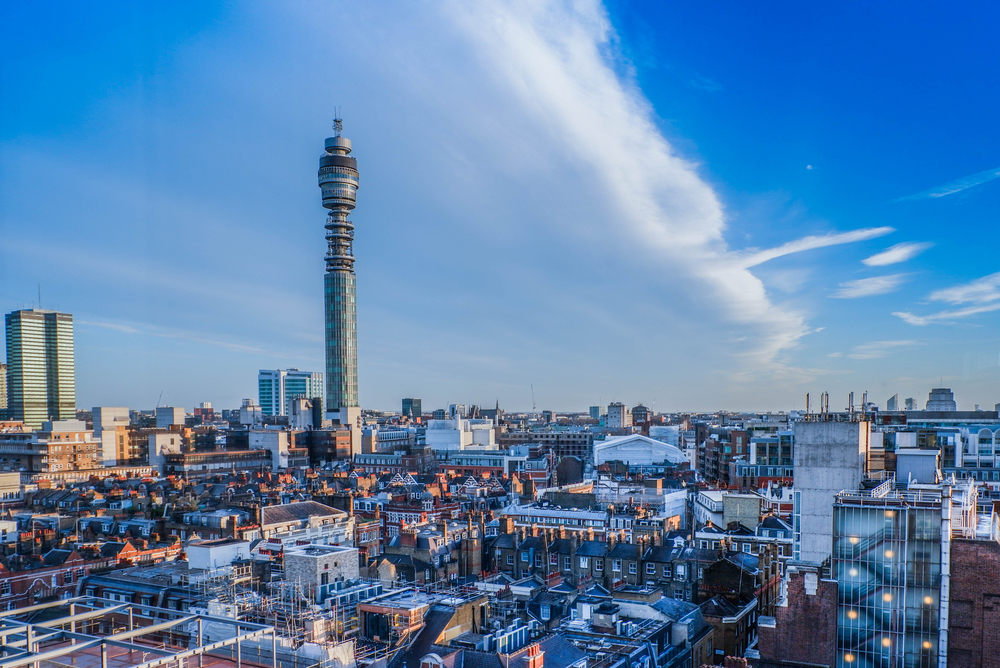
949,539,1000,668
757,568,837,667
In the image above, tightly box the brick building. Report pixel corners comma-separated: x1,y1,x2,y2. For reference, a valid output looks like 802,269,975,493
756,563,838,668
948,537,1000,667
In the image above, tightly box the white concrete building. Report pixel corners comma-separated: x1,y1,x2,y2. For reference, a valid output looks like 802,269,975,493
249,429,310,470
187,538,252,571
424,419,496,451
792,419,871,562
92,406,129,466
607,402,632,429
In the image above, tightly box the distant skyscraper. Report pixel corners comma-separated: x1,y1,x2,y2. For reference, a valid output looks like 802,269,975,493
402,398,422,418
4,309,75,428
0,362,6,411
319,117,361,434
258,369,324,416
589,405,605,420
905,397,916,411
886,393,898,411
925,388,957,411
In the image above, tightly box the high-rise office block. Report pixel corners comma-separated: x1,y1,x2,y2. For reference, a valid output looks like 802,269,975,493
4,309,76,428
402,398,422,419
258,369,324,416
0,362,7,411
886,393,898,411
319,118,360,433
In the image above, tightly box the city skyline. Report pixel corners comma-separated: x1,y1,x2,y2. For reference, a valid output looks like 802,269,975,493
3,2,1000,412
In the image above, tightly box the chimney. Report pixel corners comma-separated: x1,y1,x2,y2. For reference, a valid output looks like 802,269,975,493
586,527,595,542
559,525,566,540
531,523,539,537
525,643,544,668
438,520,449,544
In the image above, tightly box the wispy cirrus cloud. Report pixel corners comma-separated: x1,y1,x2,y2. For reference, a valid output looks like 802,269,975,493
894,272,1000,325
832,274,908,299
739,227,894,269
863,242,933,266
844,340,918,360
78,317,318,359
896,166,1000,201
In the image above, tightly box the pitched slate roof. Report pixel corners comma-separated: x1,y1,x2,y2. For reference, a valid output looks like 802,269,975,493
607,543,641,560
575,541,608,557
261,500,344,527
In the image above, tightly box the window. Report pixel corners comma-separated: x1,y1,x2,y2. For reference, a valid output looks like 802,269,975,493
699,540,708,549
507,555,514,565
564,556,571,570
579,557,589,569
534,555,542,567
0,582,9,595
521,552,528,563
663,565,672,577
321,572,329,585
550,553,558,565
646,563,655,575
613,559,622,572
628,562,637,575
743,543,753,553
595,559,603,572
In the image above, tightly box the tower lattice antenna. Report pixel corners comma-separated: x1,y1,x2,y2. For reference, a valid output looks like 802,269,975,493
333,107,343,137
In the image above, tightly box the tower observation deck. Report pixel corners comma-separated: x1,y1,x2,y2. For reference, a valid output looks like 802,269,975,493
319,118,360,426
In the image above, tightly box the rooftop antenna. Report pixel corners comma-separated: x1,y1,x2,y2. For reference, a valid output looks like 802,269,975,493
38,284,42,310
333,108,343,137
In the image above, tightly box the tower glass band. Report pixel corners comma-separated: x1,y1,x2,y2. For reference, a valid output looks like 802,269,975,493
319,127,360,414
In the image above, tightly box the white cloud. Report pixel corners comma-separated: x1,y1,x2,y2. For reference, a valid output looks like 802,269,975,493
444,0,887,371
832,274,908,299
893,304,1000,326
846,340,918,360
894,272,1000,325
863,242,933,266
896,166,1000,200
928,272,1000,305
741,227,894,269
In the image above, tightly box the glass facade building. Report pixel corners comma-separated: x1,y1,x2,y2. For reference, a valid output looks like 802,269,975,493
402,398,421,418
258,369,324,417
4,309,76,428
833,479,952,668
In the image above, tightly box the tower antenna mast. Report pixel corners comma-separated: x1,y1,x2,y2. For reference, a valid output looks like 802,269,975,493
333,108,343,137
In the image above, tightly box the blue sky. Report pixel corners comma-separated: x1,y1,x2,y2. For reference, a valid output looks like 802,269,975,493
2,1,1000,413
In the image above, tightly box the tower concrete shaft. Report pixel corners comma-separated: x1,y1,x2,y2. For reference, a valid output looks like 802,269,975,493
319,126,360,419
